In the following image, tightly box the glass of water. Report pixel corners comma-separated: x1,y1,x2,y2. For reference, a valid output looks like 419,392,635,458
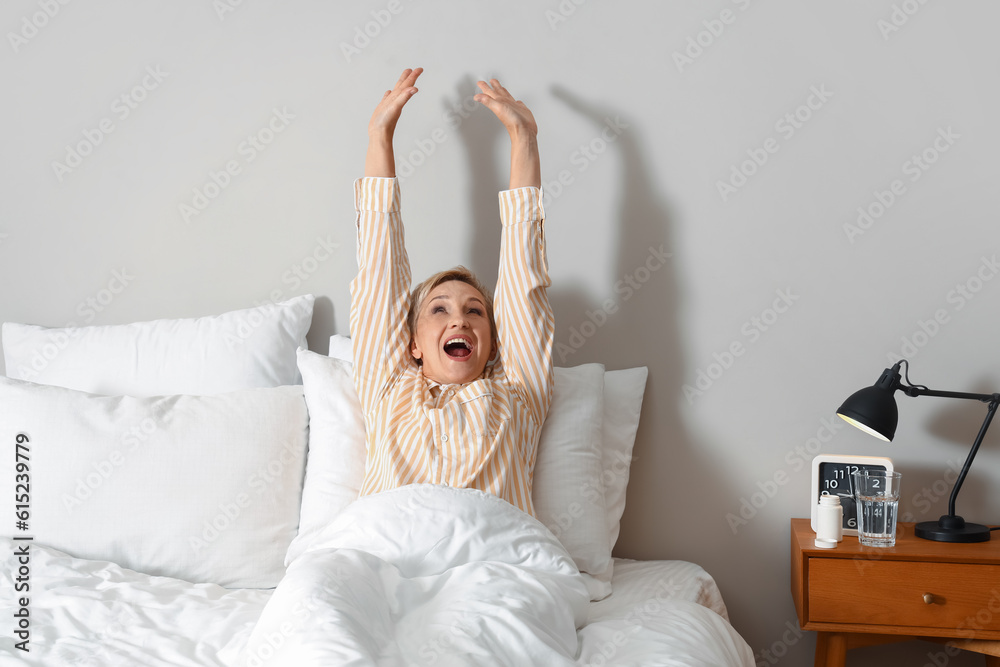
852,470,902,547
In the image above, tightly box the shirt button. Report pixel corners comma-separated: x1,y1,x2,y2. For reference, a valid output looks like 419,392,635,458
441,435,449,442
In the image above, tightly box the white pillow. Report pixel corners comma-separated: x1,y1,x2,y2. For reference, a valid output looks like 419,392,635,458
602,367,648,548
531,364,610,588
2,295,314,396
328,333,353,361
0,377,308,588
285,349,368,564
590,367,648,591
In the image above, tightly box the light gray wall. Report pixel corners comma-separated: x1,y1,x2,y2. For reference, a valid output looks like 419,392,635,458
2,2,997,664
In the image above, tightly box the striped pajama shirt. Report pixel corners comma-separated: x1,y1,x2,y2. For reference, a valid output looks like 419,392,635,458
349,177,553,516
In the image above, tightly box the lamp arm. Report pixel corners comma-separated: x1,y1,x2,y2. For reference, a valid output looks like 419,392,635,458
941,396,1000,517
901,386,998,403
899,382,1000,517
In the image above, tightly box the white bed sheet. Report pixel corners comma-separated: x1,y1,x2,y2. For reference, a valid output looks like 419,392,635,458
577,559,752,666
0,540,751,667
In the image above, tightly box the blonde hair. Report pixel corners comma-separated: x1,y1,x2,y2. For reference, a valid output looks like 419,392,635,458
408,266,497,346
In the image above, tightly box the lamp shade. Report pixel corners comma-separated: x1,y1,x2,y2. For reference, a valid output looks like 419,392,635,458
837,384,898,441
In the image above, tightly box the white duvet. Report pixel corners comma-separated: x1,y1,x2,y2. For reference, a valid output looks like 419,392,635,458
0,484,754,666
236,484,590,666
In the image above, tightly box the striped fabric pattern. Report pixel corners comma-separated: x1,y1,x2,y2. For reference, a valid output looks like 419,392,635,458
349,177,553,515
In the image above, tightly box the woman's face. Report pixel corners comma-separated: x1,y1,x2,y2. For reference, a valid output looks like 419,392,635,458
410,280,494,385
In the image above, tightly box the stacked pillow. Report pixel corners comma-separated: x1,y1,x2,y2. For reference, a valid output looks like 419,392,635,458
287,348,367,563
0,297,314,588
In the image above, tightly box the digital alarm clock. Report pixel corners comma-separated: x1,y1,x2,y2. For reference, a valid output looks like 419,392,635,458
811,454,894,536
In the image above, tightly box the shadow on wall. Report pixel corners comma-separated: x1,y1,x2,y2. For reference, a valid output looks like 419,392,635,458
305,296,334,354
454,76,736,562
451,74,506,289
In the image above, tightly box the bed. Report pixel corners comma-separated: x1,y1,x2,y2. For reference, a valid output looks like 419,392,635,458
0,295,753,666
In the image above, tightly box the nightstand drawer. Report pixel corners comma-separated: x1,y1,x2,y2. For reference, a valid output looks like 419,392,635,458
809,559,1000,631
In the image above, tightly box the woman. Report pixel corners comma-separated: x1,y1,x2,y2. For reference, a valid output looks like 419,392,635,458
350,67,553,516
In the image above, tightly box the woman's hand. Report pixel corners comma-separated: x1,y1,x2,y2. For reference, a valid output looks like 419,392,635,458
474,78,537,141
369,67,423,139
365,67,422,178
475,78,540,189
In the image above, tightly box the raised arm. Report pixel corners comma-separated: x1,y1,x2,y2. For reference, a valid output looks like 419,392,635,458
475,80,553,425
351,68,422,413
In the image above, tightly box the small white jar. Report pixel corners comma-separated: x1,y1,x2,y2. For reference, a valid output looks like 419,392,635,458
816,495,844,546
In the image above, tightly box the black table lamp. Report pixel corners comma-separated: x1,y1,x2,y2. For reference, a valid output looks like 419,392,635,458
837,359,1000,543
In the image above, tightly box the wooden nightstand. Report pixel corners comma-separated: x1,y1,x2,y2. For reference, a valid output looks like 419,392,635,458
790,518,1000,667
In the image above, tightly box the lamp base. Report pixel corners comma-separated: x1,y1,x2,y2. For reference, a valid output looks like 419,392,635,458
915,515,991,543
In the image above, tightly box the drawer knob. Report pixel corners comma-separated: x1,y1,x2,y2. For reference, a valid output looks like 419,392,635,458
923,593,935,604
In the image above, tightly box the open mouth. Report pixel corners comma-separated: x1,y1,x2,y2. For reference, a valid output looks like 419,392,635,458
443,337,473,360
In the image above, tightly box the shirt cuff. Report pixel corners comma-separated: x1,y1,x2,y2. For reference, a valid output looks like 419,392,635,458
498,186,544,226
354,177,400,212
